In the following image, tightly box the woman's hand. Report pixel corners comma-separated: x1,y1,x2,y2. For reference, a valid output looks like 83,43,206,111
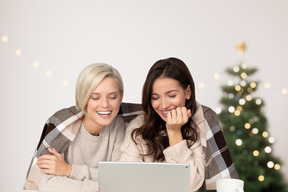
37,147,72,177
166,107,191,146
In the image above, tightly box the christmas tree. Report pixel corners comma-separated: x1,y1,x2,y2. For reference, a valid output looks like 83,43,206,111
217,40,288,192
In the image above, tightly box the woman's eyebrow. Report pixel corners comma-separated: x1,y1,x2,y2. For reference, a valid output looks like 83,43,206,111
91,92,119,95
151,90,179,95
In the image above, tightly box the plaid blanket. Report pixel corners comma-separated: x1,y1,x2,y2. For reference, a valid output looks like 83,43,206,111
23,102,237,190
197,105,238,190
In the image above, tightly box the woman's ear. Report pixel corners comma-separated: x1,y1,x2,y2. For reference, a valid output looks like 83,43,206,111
185,85,191,100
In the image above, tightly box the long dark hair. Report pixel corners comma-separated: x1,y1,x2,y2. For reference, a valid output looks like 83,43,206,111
132,57,198,161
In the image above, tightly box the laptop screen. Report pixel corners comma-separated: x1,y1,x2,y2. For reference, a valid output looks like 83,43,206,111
98,161,190,192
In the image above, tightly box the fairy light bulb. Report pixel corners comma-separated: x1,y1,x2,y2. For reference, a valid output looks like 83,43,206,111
235,85,241,91
33,62,39,68
274,164,281,170
252,128,259,134
253,150,259,157
264,146,272,153
268,137,275,144
239,98,246,105
246,95,252,101
281,88,288,95
244,123,251,129
236,106,243,112
228,106,235,113
255,98,262,105
233,66,240,73
264,83,271,89
241,63,248,69
262,131,269,138
228,93,234,98
46,70,52,77
240,72,247,79
247,87,253,93
215,107,222,114
267,161,274,168
62,80,69,87
258,175,265,182
15,49,22,56
235,139,243,146
249,118,255,124
2,36,8,42
214,73,220,79
199,83,205,89
240,80,247,87
227,80,234,86
250,82,257,88
234,110,241,116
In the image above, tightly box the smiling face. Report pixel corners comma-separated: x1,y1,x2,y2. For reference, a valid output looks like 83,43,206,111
83,77,122,135
151,77,191,122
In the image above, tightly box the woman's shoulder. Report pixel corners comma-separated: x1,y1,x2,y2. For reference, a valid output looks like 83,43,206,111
126,114,145,132
48,106,83,123
108,116,126,132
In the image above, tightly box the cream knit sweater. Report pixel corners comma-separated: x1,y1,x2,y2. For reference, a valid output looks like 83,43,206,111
120,114,205,192
38,116,125,192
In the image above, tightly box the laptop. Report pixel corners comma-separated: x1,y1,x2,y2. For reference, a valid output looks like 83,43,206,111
98,161,190,192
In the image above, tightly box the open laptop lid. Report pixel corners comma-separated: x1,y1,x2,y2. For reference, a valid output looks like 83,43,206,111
98,161,190,192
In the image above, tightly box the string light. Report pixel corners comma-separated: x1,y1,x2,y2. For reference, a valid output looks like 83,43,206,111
1,35,8,42
33,62,39,68
267,161,274,168
235,85,241,91
214,73,220,79
234,110,241,116
240,80,247,87
255,98,262,105
233,66,240,73
241,63,248,69
228,106,235,113
236,106,243,112
244,123,251,129
249,118,255,124
264,146,272,153
268,137,275,144
199,82,205,89
264,83,271,89
235,139,243,146
252,128,259,134
227,80,234,86
250,82,257,88
228,93,234,98
240,72,247,79
229,126,236,132
215,107,222,114
274,164,281,170
15,49,22,56
262,131,269,138
246,95,252,101
258,175,265,182
45,70,52,77
281,88,288,95
239,98,246,105
247,87,253,93
253,150,260,157
62,80,69,87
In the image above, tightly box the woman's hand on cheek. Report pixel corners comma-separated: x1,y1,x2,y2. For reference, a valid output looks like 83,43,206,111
166,107,191,146
166,107,191,132
37,147,72,177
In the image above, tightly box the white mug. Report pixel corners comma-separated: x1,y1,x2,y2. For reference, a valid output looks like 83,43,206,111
216,178,244,192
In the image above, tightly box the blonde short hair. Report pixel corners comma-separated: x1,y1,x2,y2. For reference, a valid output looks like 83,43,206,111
75,63,123,114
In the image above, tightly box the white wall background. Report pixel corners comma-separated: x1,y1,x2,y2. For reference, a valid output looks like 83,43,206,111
1,0,287,191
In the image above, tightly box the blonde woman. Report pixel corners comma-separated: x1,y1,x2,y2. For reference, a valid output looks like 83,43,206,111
24,63,141,191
